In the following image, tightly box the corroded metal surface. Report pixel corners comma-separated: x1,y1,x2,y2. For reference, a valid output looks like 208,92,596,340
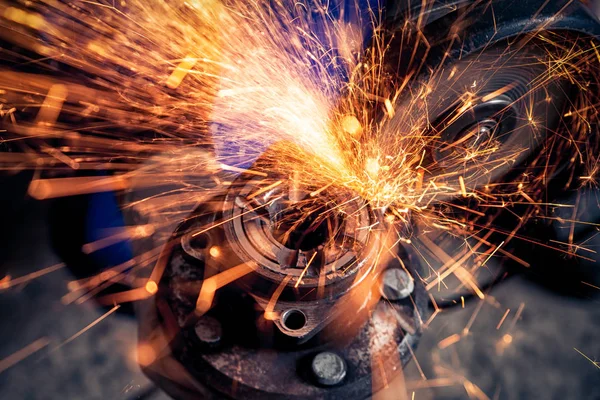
147,194,428,399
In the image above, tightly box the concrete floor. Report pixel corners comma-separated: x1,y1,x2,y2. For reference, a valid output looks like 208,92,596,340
0,178,167,400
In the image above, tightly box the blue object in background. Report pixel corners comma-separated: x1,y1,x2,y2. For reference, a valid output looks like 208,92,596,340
86,190,133,269
212,0,381,170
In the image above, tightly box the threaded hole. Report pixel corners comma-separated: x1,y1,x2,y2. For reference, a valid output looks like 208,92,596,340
281,309,307,330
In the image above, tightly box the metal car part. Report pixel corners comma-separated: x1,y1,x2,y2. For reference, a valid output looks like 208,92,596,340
138,1,600,399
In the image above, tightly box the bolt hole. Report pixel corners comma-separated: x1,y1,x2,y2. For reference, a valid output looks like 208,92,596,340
190,233,209,249
181,232,210,262
281,309,307,330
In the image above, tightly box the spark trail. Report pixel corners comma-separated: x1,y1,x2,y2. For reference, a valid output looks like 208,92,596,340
0,0,599,397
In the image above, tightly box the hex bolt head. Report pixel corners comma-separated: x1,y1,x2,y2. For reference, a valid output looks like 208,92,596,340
380,268,414,300
311,351,347,386
194,316,222,347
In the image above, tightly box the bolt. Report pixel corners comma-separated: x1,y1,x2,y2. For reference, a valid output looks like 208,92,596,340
380,268,414,300
194,316,222,347
311,351,347,386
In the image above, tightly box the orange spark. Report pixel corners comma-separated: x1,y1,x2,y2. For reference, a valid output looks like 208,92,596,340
145,280,158,295
294,252,318,288
264,275,293,320
0,337,50,374
196,262,255,314
166,55,198,89
438,333,461,349
0,262,65,290
496,308,511,330
209,246,221,258
458,176,467,197
247,180,283,200
52,305,120,351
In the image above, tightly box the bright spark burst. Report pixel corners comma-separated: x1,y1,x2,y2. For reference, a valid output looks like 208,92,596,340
0,0,599,397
